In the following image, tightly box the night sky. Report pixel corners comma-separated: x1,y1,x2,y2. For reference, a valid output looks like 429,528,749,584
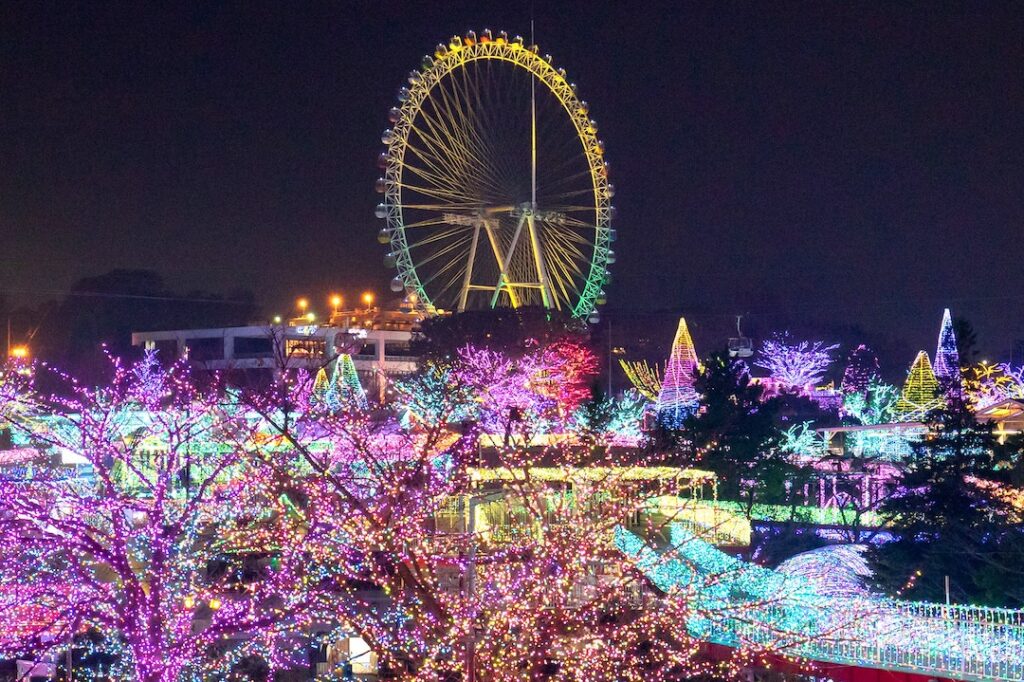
2,2,1022,358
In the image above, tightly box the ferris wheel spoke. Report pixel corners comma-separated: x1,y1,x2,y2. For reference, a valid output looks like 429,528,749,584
545,250,586,297
416,244,472,290
407,116,478,180
542,219,598,239
407,228,470,250
448,63,526,196
545,244,589,286
405,127,509,205
400,203,491,213
545,233,592,262
407,232,471,266
398,149,471,195
424,83,490,184
401,139,480,198
399,217,458,230
538,169,597,196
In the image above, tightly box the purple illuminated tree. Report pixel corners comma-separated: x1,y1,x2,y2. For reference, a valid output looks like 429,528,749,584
933,308,959,381
755,334,838,393
841,344,880,394
0,357,325,681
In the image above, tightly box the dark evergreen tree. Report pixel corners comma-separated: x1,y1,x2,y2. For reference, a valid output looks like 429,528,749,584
952,317,979,368
871,392,1024,607
672,350,785,520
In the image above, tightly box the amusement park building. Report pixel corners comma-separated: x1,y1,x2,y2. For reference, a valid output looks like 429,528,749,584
131,304,422,394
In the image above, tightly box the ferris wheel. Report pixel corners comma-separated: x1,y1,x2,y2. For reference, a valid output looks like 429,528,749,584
374,30,616,320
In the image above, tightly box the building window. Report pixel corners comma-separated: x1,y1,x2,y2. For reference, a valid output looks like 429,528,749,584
285,338,325,358
184,338,224,362
234,336,273,358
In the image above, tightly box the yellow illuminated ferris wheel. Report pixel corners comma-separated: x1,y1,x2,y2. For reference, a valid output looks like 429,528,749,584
375,30,616,320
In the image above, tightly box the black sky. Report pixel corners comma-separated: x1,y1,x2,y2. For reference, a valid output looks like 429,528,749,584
2,1,1022,358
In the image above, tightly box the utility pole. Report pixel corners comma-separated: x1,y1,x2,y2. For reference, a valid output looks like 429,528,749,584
607,316,613,396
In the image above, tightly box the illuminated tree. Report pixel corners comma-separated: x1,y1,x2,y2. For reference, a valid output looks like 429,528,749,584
531,339,600,414
252,365,784,681
675,351,785,522
1,348,843,681
933,308,959,381
313,353,368,410
0,357,324,681
895,351,942,419
656,317,700,423
755,335,838,393
966,362,1024,408
619,358,662,402
840,344,879,394
842,378,899,426
873,392,1024,607
393,342,598,444
390,358,475,426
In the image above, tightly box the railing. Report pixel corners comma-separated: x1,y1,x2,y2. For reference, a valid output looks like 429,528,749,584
616,526,1024,682
712,597,1024,682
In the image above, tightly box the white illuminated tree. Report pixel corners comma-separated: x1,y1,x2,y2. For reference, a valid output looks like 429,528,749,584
755,335,838,392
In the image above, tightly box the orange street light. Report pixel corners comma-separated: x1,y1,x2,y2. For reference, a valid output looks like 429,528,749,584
8,345,29,360
330,294,343,311
296,297,309,312
361,292,375,308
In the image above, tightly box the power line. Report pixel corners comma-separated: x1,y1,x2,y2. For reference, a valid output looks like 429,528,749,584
0,288,253,306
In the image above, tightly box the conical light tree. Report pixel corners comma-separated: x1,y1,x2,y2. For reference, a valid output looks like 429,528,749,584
313,353,368,410
896,350,942,418
933,308,960,381
656,317,699,421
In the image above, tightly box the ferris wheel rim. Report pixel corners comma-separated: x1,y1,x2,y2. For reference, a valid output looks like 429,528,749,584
377,33,614,319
